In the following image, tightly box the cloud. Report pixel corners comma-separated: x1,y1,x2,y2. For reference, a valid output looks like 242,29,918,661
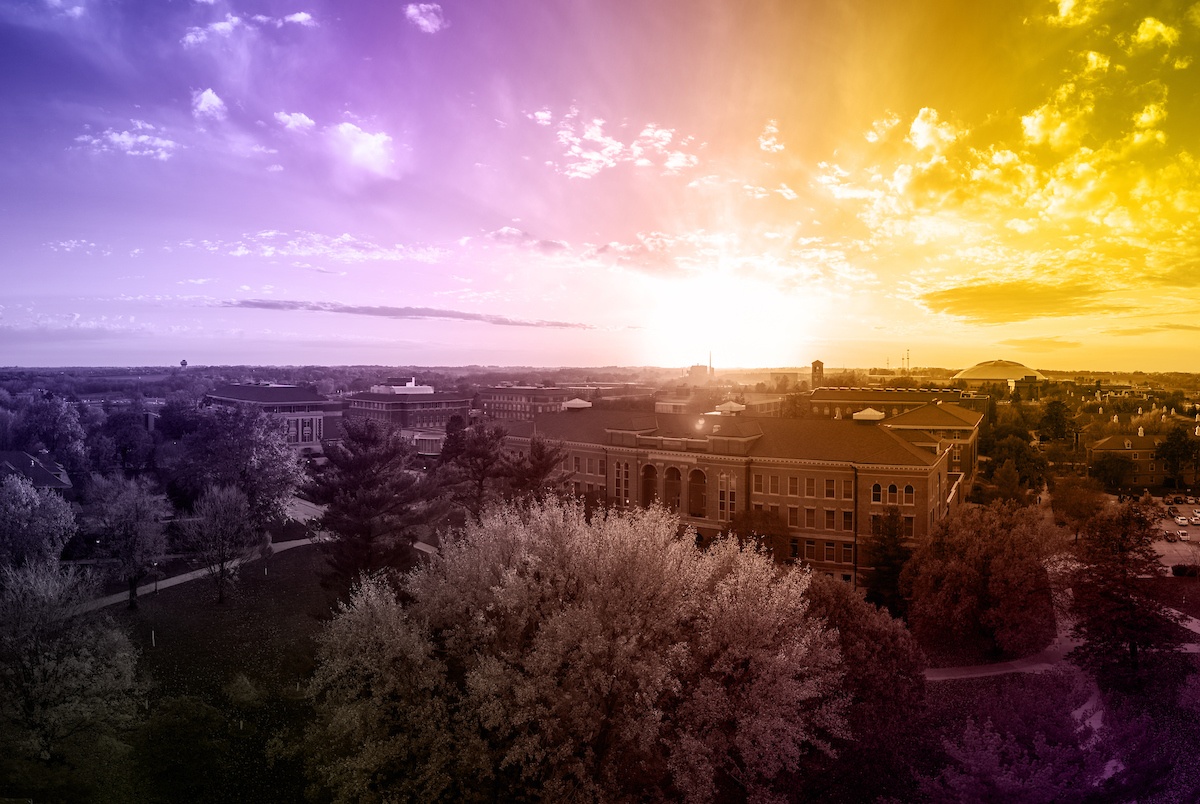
180,230,446,263
759,120,784,152
191,88,227,121
918,280,1131,323
865,111,900,142
76,128,180,160
775,184,798,200
220,299,593,329
907,107,962,153
275,111,315,132
328,123,394,176
483,227,569,254
1101,322,1200,336
1130,17,1179,50
181,13,242,46
283,12,316,26
997,336,1082,352
405,3,446,34
554,118,700,179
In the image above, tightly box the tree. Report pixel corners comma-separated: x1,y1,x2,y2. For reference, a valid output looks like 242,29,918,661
722,505,790,555
0,475,77,567
993,458,1025,503
91,474,168,610
175,406,307,534
14,396,87,472
503,433,569,502
860,505,911,619
1050,475,1105,542
309,417,443,601
902,502,1062,658
0,560,141,803
442,422,509,519
101,409,154,472
795,573,927,804
305,501,847,804
989,436,1047,491
437,414,467,466
186,485,264,604
1036,400,1074,442
1069,499,1183,689
1091,452,1134,488
1154,424,1199,489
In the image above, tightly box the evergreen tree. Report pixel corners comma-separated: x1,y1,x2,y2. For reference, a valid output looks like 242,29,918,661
860,505,911,619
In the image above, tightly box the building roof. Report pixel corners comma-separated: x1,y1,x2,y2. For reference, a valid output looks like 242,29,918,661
1091,433,1165,451
884,403,983,429
952,360,1047,382
348,392,472,403
809,387,969,403
208,384,328,404
0,451,72,490
510,411,939,467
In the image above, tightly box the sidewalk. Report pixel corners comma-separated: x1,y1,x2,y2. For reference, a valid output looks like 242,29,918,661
78,537,315,613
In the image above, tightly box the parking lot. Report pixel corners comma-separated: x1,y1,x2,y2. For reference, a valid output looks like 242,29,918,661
1155,496,1200,567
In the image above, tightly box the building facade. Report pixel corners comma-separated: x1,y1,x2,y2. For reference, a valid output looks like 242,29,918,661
206,384,342,456
804,387,990,420
345,392,472,429
479,387,570,421
1087,430,1167,487
506,409,962,581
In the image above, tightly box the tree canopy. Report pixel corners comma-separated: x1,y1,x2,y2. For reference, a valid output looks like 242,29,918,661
305,501,848,804
0,475,76,567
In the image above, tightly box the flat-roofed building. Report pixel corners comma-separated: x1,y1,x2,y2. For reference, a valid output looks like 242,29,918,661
480,387,569,421
506,409,963,582
206,384,342,457
346,391,472,429
805,387,989,419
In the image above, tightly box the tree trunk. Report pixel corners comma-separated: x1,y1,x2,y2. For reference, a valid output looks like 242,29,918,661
127,575,138,610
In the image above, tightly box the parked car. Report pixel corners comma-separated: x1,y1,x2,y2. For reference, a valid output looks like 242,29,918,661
1167,531,1180,542
1180,531,1191,542
1189,497,1197,505
1190,516,1200,526
1169,506,1180,516
1175,516,1190,526
1176,496,1186,504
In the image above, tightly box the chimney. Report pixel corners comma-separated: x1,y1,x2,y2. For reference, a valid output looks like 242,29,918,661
1138,426,1144,437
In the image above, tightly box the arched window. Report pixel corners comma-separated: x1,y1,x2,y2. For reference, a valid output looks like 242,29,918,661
688,470,707,518
641,464,658,507
872,483,881,503
665,468,682,511
904,484,914,505
888,484,898,504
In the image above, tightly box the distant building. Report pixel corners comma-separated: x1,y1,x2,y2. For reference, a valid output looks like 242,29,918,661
505,409,963,581
811,360,824,389
0,451,72,493
206,384,342,457
952,360,1046,388
805,387,989,419
1087,429,1168,487
346,382,472,429
479,387,570,421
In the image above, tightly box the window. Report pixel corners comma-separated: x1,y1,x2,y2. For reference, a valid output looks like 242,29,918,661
754,503,764,512
586,483,594,494
788,506,799,527
805,540,816,559
574,456,581,472
770,504,780,518
904,516,915,538
587,458,595,474
888,484,898,504
1133,453,1139,460
843,511,853,531
719,489,726,518
870,514,881,533
842,479,853,499
904,485,915,505
872,483,881,503
805,508,816,528
599,459,606,476
806,478,815,497
573,481,581,496
790,539,799,559
825,479,835,498
825,509,835,529
842,543,854,563
825,542,836,561
789,477,799,496
729,489,736,516
769,475,779,495
754,474,763,493
842,574,853,583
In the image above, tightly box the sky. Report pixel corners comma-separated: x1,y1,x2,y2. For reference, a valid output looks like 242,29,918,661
3,0,1200,372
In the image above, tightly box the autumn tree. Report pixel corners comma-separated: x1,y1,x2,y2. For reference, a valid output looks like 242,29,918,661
1050,475,1105,541
0,475,76,567
1036,399,1074,442
1154,424,1199,489
187,485,264,604
902,502,1063,659
92,474,169,610
722,505,790,555
0,560,141,803
794,572,927,804
174,406,307,534
13,395,87,472
1069,498,1183,689
1091,451,1134,488
308,417,443,601
305,501,847,804
860,505,911,619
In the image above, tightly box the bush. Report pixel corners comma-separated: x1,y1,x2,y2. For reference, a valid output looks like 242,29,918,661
1171,564,1200,577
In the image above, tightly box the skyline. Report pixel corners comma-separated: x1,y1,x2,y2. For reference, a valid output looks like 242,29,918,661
4,0,1200,372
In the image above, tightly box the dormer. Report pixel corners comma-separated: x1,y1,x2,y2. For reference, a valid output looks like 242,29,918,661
1137,427,1144,437
1124,439,1131,449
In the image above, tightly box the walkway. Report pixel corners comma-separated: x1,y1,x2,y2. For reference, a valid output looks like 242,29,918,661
78,537,315,613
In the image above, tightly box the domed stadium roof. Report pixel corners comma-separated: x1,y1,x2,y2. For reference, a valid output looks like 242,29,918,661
952,360,1046,382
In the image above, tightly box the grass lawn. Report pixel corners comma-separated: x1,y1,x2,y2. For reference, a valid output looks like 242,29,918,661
114,543,333,701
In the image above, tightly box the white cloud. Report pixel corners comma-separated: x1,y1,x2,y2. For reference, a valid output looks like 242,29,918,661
267,164,284,172
181,13,242,46
865,111,901,142
329,123,395,176
555,119,700,179
758,120,784,152
76,128,181,160
284,12,316,26
907,107,962,152
529,109,553,126
192,88,227,121
775,184,798,200
405,3,446,33
1131,17,1179,50
275,111,315,132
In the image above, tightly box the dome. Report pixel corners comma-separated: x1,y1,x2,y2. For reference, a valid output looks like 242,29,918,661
952,360,1046,383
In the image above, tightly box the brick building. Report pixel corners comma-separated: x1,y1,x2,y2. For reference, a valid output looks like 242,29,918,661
506,408,964,582
479,387,569,421
206,384,342,457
